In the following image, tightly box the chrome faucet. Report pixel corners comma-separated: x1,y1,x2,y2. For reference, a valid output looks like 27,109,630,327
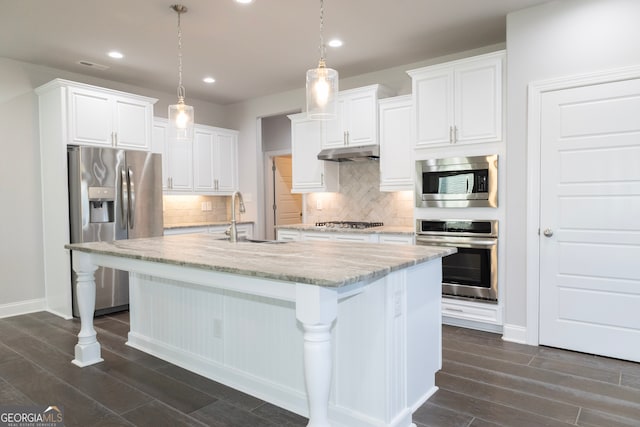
228,191,246,243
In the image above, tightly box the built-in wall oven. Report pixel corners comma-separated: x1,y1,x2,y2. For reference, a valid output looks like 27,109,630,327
416,219,498,302
415,154,498,208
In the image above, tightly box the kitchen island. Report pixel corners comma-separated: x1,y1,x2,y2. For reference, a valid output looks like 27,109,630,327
66,234,454,427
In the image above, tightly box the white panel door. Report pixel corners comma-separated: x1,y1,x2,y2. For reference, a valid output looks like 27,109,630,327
274,156,302,226
539,78,640,362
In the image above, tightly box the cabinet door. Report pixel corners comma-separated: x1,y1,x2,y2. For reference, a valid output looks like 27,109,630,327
166,139,193,191
214,131,238,193
414,70,453,147
193,128,215,192
277,229,301,241
68,87,113,146
114,97,152,150
378,234,414,245
292,118,325,191
301,232,332,241
379,97,413,191
346,91,377,146
323,97,347,148
454,56,502,144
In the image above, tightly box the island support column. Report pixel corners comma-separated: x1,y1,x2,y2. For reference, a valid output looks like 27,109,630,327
71,251,104,367
296,284,338,427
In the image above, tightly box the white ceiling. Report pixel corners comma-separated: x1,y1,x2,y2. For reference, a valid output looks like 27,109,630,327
1,0,549,105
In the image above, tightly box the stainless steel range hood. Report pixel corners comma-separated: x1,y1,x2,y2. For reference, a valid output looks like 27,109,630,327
317,144,380,162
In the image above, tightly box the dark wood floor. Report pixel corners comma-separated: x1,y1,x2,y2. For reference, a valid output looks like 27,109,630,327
1,312,639,427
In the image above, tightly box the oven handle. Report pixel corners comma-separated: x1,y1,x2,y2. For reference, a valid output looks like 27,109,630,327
416,237,497,249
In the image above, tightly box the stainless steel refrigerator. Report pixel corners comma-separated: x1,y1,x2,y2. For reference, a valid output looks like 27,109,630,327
67,145,164,317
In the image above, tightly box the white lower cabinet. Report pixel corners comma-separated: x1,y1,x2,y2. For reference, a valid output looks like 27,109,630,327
276,229,302,241
277,229,413,244
378,234,414,245
441,298,503,333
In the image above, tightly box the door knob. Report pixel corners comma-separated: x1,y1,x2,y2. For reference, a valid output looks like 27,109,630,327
543,228,553,237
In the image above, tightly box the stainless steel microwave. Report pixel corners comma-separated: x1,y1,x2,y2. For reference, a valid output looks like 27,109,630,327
415,154,498,208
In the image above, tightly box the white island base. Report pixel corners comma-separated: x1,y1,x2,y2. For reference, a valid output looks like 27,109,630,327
69,237,446,427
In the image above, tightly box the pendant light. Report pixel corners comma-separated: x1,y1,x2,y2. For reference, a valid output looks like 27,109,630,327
168,4,194,141
306,0,338,120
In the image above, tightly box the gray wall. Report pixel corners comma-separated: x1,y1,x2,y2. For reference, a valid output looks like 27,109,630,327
505,0,640,329
0,57,230,313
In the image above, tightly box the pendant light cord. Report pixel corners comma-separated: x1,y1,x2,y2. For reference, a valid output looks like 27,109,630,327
318,0,326,65
176,7,186,101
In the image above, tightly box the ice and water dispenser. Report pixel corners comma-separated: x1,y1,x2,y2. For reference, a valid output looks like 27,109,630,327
88,186,115,223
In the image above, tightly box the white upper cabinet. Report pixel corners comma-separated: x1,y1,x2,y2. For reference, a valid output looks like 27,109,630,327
193,125,238,194
323,84,394,149
289,113,338,193
379,95,413,192
408,51,504,147
153,119,238,195
66,83,155,150
153,118,192,192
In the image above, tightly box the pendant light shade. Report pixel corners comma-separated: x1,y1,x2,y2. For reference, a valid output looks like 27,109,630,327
306,0,338,120
169,4,194,141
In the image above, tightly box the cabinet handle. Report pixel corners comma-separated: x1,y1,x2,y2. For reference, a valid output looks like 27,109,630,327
321,173,324,186
449,126,454,144
111,131,116,145
343,131,347,146
454,126,458,144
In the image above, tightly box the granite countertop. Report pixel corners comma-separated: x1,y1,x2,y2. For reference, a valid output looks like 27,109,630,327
66,234,454,288
276,223,415,235
164,221,254,230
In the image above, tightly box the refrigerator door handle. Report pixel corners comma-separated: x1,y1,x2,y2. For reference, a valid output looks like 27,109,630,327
127,167,135,229
120,167,128,230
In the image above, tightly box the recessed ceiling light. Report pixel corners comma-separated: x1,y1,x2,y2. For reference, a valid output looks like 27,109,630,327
328,39,343,48
235,0,253,4
203,77,216,84
107,51,124,59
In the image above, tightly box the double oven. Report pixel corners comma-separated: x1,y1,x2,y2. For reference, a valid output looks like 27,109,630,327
415,155,499,303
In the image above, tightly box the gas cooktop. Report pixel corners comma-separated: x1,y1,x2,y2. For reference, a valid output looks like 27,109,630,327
315,221,384,229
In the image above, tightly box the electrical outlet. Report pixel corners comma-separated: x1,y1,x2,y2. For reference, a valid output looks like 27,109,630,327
201,202,207,211
394,290,402,317
316,198,323,210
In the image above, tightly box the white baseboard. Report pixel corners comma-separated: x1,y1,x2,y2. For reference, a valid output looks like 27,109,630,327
0,298,46,319
502,323,529,344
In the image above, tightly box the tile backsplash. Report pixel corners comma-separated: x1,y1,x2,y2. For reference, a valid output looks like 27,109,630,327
305,161,413,226
163,195,228,226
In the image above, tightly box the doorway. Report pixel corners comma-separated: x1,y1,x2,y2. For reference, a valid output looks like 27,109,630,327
261,113,302,240
529,68,640,362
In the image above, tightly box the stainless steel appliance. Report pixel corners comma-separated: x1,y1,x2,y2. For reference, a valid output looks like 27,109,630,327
315,221,384,229
415,154,498,208
416,219,498,302
67,146,163,317
317,144,380,162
